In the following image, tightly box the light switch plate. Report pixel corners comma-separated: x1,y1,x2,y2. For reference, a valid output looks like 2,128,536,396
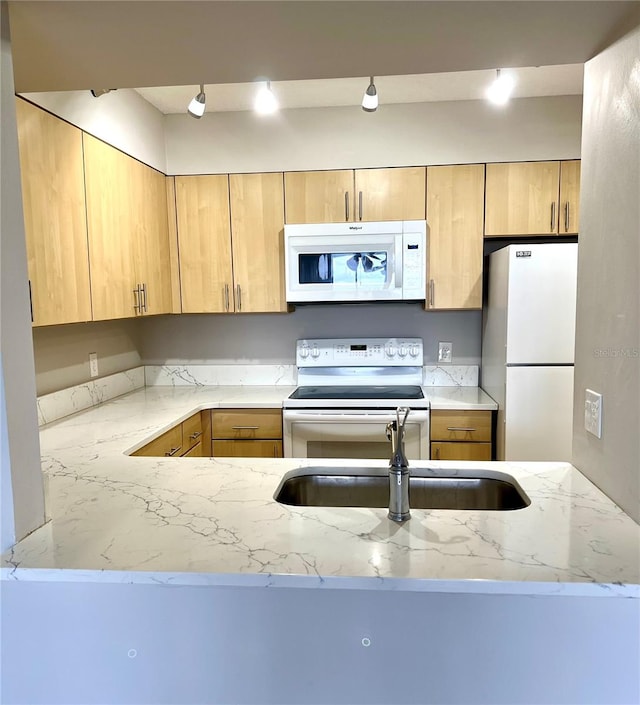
438,342,452,363
584,389,602,438
89,352,99,378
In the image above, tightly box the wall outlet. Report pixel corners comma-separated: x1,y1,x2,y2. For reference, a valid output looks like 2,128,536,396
89,352,99,378
584,389,602,438
438,342,452,363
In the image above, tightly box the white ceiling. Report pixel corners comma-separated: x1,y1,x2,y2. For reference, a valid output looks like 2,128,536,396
136,64,584,114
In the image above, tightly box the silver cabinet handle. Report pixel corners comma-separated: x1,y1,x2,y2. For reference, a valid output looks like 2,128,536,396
164,446,182,457
232,426,260,430
236,284,242,312
564,202,570,232
273,443,278,458
434,447,440,460
141,283,147,313
28,280,34,322
345,192,349,221
189,431,202,440
223,284,230,312
358,191,363,221
551,202,556,232
446,427,477,432
133,285,141,313
429,279,435,307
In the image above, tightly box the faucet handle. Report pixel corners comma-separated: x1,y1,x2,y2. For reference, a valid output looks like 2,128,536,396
396,406,410,430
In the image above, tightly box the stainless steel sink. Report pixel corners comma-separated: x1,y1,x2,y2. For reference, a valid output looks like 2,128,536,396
274,467,530,511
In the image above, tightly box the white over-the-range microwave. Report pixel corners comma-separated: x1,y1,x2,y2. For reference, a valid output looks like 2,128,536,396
284,220,427,303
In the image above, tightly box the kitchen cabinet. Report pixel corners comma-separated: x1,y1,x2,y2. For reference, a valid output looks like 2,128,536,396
175,175,233,313
229,172,287,313
484,161,561,237
426,164,484,310
83,134,173,320
559,160,580,234
15,99,92,326
430,409,493,460
132,412,204,457
283,167,425,223
211,408,283,457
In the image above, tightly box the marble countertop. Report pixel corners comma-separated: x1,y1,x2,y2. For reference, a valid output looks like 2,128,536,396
2,385,638,596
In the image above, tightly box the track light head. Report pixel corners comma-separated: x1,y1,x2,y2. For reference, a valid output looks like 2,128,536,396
361,76,378,112
188,84,206,118
254,80,279,115
486,69,515,106
90,89,116,98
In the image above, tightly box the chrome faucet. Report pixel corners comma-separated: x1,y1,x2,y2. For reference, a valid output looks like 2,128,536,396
386,407,411,522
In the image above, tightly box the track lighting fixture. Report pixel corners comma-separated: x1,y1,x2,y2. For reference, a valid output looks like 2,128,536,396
188,83,206,118
90,89,116,98
486,69,515,106
254,80,278,114
361,76,378,112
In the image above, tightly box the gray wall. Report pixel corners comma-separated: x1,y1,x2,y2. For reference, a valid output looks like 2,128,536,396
572,24,640,523
2,580,638,705
0,2,45,549
139,307,481,367
165,95,582,175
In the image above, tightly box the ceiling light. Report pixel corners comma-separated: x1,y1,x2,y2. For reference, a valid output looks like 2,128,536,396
254,80,278,115
361,76,378,112
188,83,206,118
486,69,515,106
90,89,116,98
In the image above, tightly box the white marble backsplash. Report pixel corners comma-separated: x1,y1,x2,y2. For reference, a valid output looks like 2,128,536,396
37,367,145,426
145,364,297,387
423,365,478,386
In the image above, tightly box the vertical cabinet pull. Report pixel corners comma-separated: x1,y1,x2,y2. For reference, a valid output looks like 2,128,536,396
133,285,141,313
550,202,556,232
236,284,242,312
429,279,435,307
434,447,440,460
564,202,570,232
141,283,147,313
28,280,34,322
345,192,350,221
358,191,363,221
223,284,230,312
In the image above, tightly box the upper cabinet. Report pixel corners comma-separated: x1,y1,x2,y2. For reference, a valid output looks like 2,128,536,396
484,161,561,237
284,167,425,223
174,172,287,314
175,175,233,313
559,160,581,235
15,99,92,326
83,135,173,320
354,167,426,222
426,164,485,310
284,170,353,224
229,173,287,313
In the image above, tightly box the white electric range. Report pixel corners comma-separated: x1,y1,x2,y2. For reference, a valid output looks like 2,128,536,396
283,338,430,460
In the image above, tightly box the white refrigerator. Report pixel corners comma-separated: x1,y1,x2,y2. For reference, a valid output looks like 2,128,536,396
481,243,578,461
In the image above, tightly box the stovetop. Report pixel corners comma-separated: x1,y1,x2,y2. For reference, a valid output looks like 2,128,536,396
288,385,424,400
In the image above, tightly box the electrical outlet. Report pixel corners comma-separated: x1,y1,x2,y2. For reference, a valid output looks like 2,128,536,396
584,389,602,438
438,342,452,363
89,352,99,378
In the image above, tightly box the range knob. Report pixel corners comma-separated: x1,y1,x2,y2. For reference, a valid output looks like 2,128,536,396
409,344,420,358
385,344,396,358
299,345,310,359
398,345,408,358
311,346,320,359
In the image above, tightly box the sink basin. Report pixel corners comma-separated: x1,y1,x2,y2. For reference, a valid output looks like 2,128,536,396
274,467,530,511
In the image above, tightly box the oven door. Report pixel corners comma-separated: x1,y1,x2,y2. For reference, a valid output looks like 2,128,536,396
283,409,430,460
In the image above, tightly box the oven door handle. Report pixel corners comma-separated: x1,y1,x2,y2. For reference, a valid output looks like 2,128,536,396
283,410,430,423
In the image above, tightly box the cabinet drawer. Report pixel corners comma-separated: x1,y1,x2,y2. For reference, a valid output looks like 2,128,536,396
212,409,282,439
133,425,183,457
431,442,492,461
182,412,203,450
430,410,492,442
212,440,283,458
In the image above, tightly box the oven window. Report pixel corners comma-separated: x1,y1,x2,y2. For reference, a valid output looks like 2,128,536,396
298,252,388,285
306,440,390,459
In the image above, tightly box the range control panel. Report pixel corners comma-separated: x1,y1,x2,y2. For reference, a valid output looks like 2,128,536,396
296,338,423,367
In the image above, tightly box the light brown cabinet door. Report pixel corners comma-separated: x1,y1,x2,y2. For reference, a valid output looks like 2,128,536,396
284,170,354,223
426,164,484,310
559,160,580,234
16,99,92,326
485,161,560,237
431,442,492,461
212,440,283,458
229,173,287,313
212,409,282,439
354,167,426,222
430,410,492,442
175,175,232,312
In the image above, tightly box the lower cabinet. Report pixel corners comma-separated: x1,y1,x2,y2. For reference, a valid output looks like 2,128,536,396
211,409,283,458
430,410,493,461
133,412,204,457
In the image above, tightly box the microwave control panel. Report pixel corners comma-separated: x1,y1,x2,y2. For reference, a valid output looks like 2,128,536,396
296,338,423,367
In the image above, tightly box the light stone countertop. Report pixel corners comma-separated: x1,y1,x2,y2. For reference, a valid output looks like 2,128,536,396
2,385,638,597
